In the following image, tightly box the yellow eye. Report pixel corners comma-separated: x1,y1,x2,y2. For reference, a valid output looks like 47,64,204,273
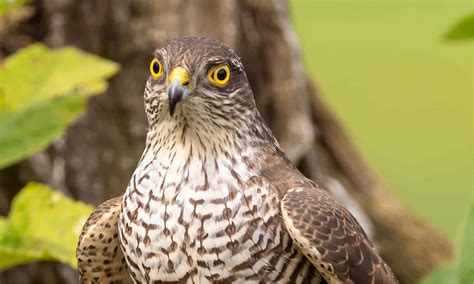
150,58,163,79
208,64,230,86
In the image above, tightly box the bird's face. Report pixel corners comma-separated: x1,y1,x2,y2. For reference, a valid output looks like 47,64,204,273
144,37,255,125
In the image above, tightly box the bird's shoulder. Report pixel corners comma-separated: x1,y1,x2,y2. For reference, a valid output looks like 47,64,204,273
259,152,397,283
258,149,314,199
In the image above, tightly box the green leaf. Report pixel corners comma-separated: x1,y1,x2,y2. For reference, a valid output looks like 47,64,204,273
458,197,474,283
0,91,90,169
0,246,45,270
0,183,93,270
0,43,119,169
421,197,474,284
0,0,32,15
0,217,7,236
420,264,456,284
444,12,474,41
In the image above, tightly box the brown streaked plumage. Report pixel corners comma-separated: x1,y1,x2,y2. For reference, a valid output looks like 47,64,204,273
282,187,395,284
76,36,397,283
76,197,132,283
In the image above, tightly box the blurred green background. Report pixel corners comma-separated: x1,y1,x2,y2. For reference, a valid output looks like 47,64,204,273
290,0,473,238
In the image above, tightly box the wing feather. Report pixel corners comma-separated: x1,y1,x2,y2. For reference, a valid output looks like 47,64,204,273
281,187,397,284
76,196,132,284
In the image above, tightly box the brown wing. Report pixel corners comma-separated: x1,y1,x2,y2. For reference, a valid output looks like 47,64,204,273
76,196,132,284
281,186,397,284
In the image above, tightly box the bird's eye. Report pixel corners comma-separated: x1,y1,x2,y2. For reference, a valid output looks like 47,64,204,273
150,58,163,79
208,64,230,86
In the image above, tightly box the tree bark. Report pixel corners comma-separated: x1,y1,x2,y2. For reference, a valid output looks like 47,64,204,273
0,0,452,283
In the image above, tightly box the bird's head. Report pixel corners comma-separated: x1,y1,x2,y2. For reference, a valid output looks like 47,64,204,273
144,37,256,127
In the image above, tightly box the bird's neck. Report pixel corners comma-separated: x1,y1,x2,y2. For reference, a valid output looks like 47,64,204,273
129,115,255,202
151,110,273,152
130,110,293,208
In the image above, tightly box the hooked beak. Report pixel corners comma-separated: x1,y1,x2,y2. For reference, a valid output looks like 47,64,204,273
167,67,191,116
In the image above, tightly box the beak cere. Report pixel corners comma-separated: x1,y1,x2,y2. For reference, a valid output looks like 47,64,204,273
167,67,191,116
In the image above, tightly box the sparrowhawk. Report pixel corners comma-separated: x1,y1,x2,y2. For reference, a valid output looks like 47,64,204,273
76,36,397,283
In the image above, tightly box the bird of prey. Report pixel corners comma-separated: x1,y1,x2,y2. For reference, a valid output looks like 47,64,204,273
77,36,397,283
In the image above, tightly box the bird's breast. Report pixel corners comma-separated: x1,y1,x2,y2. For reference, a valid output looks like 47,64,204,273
118,147,320,283
119,152,282,282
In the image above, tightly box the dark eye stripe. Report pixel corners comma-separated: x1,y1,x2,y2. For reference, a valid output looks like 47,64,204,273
204,60,226,73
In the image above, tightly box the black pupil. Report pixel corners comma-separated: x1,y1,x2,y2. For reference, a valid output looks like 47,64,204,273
153,61,160,74
216,68,227,81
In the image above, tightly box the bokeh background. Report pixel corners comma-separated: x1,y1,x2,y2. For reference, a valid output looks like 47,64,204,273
0,0,472,283
290,0,473,238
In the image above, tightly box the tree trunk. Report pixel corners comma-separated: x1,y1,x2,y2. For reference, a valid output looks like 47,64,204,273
0,0,452,283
